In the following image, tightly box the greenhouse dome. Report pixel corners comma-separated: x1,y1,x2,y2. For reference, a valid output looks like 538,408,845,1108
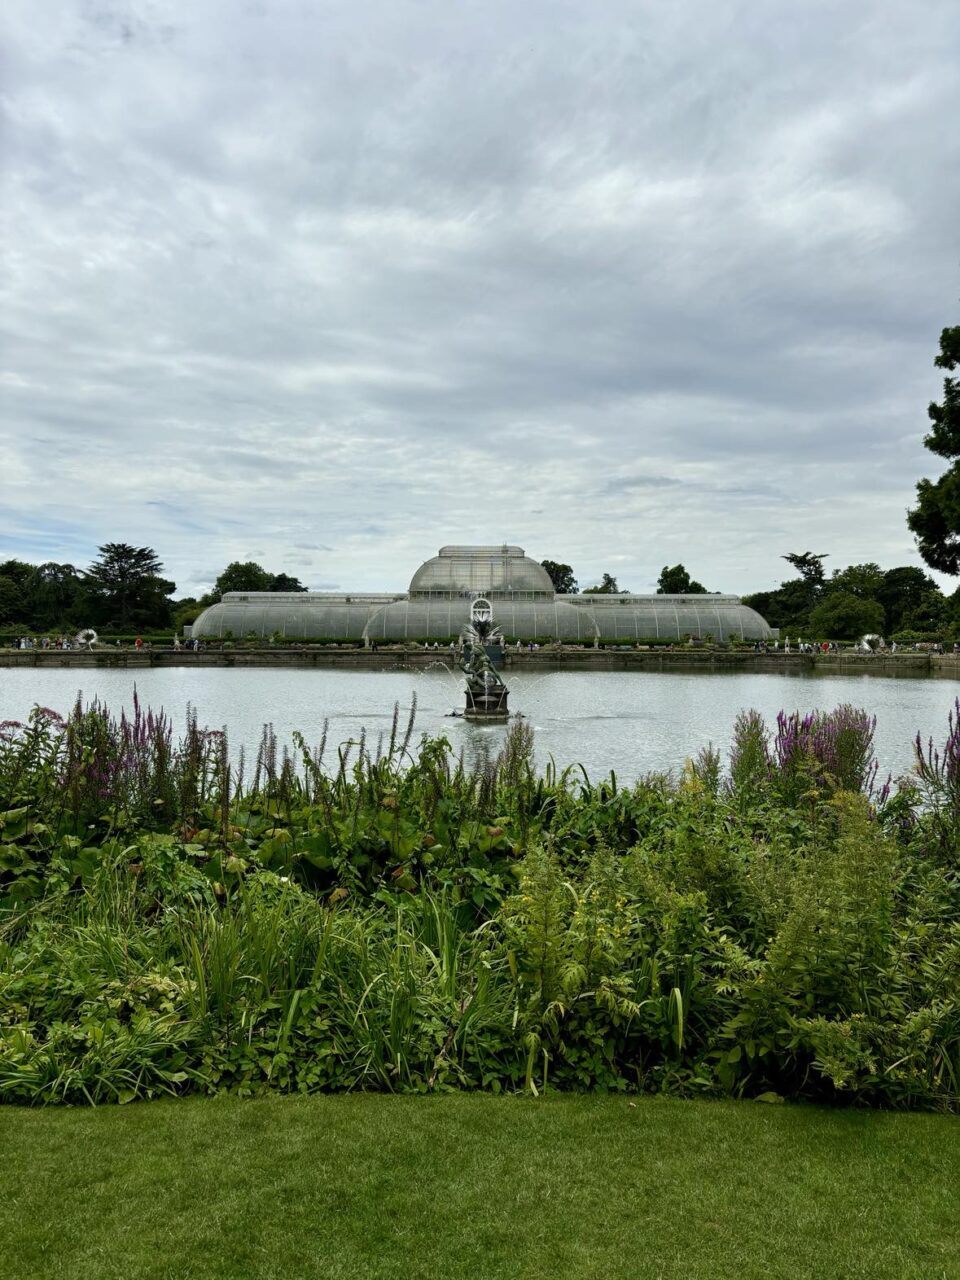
190,545,774,643
409,545,554,599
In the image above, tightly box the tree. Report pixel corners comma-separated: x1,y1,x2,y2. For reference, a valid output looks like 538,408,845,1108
269,573,307,593
907,326,960,574
214,562,273,596
0,559,34,590
25,562,82,628
657,564,707,594
809,592,885,640
947,585,960,636
825,562,885,600
875,566,943,634
744,579,815,633
782,552,828,585
583,573,621,594
770,550,830,623
0,575,25,625
172,598,203,629
84,543,174,629
540,560,578,594
900,591,947,634
742,552,829,634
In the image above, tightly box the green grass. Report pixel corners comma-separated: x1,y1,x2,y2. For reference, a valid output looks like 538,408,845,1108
1,1096,957,1280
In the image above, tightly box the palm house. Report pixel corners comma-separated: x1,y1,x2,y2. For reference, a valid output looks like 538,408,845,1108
189,545,773,643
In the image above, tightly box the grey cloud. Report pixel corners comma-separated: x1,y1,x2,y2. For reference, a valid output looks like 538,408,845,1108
1,0,958,600
600,475,682,496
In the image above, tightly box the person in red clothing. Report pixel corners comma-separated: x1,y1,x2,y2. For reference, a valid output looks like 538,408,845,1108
134,635,143,650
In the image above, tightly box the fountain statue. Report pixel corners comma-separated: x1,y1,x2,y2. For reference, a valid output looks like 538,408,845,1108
459,597,510,720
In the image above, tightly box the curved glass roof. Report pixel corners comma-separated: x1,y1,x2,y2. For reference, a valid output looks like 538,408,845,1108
192,596,773,642
409,545,554,598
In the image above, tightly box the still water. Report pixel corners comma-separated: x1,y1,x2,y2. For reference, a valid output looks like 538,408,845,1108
0,666,956,784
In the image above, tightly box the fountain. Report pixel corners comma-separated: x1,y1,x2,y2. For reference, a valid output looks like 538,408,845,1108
459,597,510,721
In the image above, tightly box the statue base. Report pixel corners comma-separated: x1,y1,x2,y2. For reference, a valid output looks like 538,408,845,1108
463,686,510,720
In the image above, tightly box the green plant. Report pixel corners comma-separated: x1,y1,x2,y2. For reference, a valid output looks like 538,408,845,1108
0,697,957,1109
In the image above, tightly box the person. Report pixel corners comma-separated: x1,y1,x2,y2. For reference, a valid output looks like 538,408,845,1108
173,635,181,650
135,635,143,650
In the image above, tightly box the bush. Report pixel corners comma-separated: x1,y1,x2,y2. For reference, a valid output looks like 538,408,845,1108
0,698,957,1109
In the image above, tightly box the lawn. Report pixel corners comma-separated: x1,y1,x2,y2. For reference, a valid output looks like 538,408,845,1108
1,1096,957,1280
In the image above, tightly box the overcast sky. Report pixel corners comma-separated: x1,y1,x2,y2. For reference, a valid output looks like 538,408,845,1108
2,0,958,598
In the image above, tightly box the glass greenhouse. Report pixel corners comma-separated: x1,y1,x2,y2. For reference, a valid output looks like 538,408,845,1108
190,545,774,643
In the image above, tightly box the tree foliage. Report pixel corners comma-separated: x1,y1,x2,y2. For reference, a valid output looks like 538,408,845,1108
214,562,274,596
825,562,885,601
212,562,308,598
26,563,83,629
270,573,307,593
782,552,828,585
657,564,707,594
751,551,829,627
583,572,621,594
84,543,174,629
540,560,578,594
809,592,885,640
745,553,955,640
907,326,960,575
0,576,25,625
743,578,819,634
0,559,33,589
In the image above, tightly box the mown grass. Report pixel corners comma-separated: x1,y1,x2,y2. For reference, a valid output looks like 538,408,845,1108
2,1095,958,1280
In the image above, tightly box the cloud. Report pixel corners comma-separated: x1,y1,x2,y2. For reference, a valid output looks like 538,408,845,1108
1,0,958,599
600,474,682,496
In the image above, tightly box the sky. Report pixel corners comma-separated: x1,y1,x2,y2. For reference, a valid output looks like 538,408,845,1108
2,0,959,599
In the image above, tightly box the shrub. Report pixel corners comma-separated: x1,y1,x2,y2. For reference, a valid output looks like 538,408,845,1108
0,698,957,1108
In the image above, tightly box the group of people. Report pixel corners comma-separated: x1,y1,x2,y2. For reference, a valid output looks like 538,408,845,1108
11,635,79,650
783,637,958,655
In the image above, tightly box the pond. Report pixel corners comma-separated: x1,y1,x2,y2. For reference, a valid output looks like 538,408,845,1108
1,666,955,784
